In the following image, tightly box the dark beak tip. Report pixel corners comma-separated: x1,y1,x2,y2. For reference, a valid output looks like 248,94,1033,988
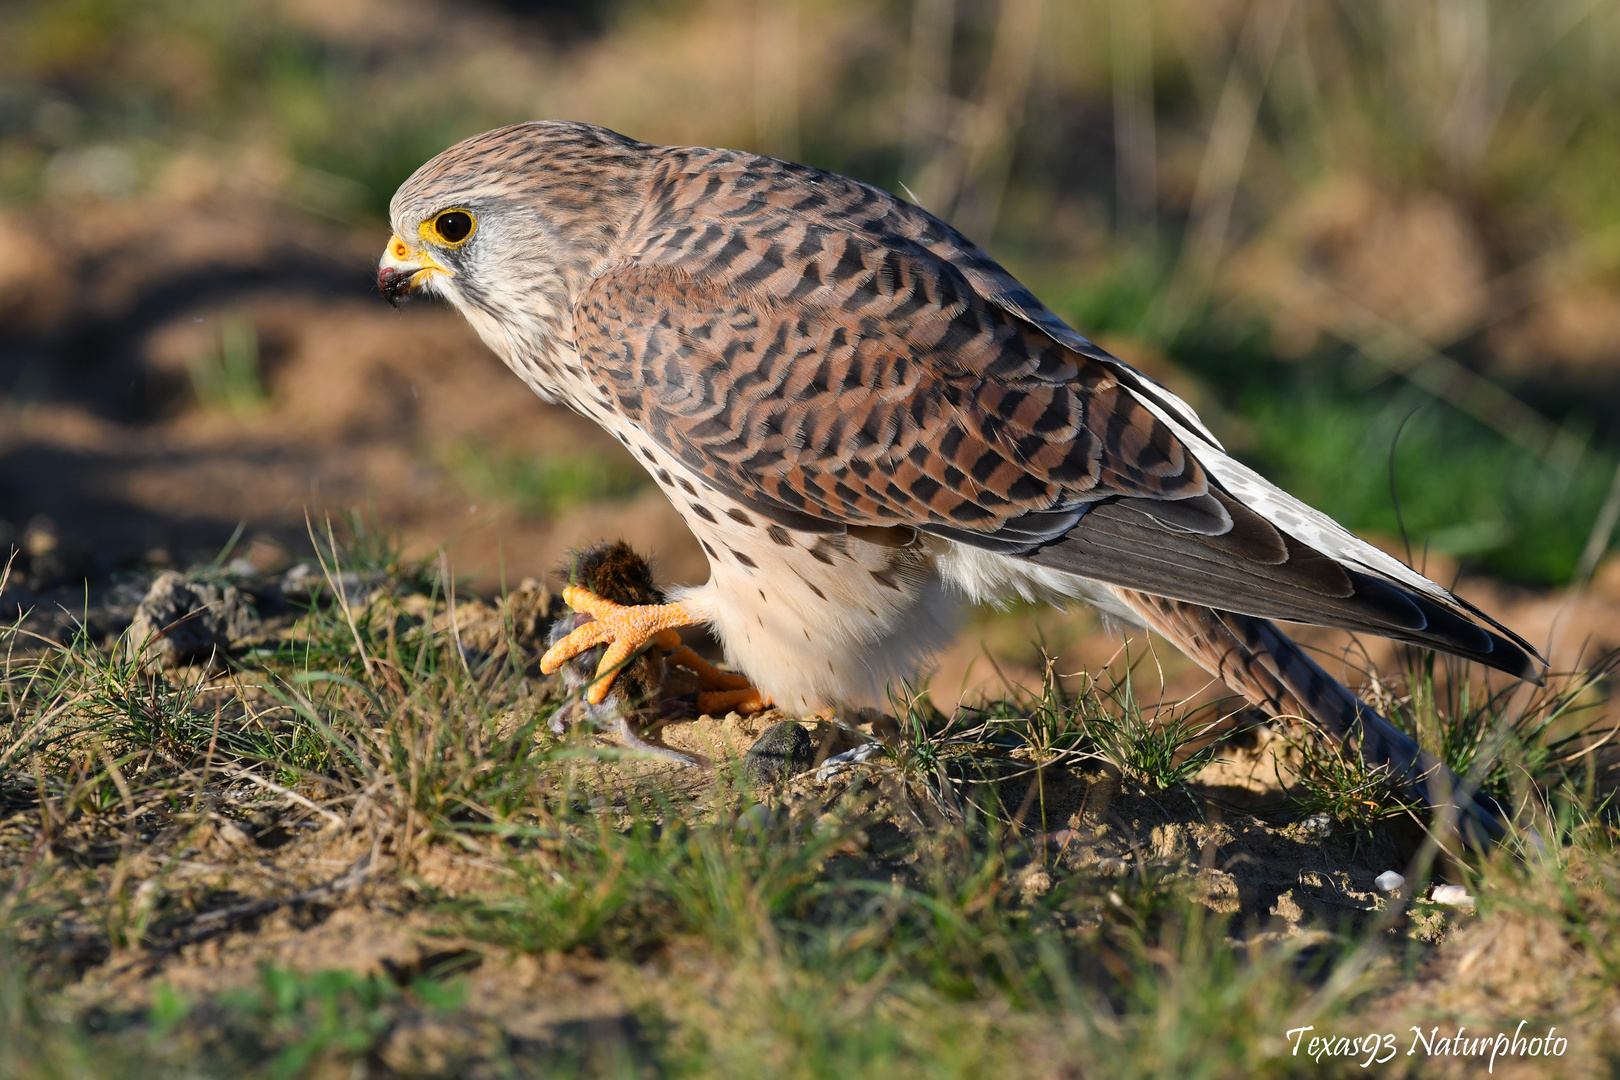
377,268,409,308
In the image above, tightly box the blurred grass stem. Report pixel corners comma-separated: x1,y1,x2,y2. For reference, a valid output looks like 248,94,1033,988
186,313,267,417
911,0,1045,243
1299,272,1586,467
1574,460,1620,586
753,0,800,161
902,0,955,195
1152,0,1295,341
1109,0,1156,245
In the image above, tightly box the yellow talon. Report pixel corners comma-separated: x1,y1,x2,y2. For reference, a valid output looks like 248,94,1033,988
696,687,772,715
540,586,772,711
540,586,695,705
666,644,772,715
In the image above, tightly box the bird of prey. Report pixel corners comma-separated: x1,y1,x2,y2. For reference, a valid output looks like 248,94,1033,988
379,121,1542,840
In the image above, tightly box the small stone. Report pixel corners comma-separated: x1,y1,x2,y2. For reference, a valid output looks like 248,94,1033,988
22,515,59,558
1429,884,1476,911
743,721,815,786
1296,812,1333,841
124,570,260,672
1018,866,1053,900
247,809,279,832
1270,889,1306,924
1374,870,1406,893
737,803,773,834
215,820,252,849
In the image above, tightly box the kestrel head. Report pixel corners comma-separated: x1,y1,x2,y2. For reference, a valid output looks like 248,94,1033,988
377,120,651,313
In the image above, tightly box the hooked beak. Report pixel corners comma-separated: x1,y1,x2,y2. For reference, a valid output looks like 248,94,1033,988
377,234,450,307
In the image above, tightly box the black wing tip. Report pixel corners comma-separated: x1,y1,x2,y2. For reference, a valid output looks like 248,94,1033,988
1445,602,1548,686
1517,656,1549,687
1347,570,1546,683
1439,624,1546,686
1481,644,1547,685
1444,589,1548,671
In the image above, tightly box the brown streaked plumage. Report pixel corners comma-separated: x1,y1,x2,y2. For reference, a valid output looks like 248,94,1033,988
380,120,1543,840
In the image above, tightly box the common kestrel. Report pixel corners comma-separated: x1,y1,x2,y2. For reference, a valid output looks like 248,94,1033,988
379,121,1541,839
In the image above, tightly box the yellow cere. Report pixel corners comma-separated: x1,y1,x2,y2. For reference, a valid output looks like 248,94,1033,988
386,233,451,280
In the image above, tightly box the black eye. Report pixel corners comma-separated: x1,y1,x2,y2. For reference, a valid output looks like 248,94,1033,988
433,210,473,244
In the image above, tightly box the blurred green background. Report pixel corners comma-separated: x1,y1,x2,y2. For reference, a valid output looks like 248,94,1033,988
3,0,1620,587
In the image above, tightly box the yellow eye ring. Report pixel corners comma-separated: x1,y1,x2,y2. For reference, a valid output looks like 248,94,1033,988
423,209,475,247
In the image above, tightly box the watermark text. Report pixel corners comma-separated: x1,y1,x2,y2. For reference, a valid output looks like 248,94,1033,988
1284,1021,1567,1072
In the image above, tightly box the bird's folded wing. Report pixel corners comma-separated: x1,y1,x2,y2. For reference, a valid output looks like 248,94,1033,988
574,253,1210,536
572,242,1541,678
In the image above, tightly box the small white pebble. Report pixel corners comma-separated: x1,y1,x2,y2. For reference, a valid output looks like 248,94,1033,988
216,821,251,849
1374,870,1405,893
1298,812,1333,840
1429,884,1476,910
133,879,163,909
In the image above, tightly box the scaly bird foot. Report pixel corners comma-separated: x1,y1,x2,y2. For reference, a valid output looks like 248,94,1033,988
665,644,773,715
540,586,695,705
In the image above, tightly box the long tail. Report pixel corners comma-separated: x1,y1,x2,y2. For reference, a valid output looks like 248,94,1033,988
1115,589,1504,846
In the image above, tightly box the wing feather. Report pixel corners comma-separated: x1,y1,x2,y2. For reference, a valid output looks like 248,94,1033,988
570,152,1543,678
